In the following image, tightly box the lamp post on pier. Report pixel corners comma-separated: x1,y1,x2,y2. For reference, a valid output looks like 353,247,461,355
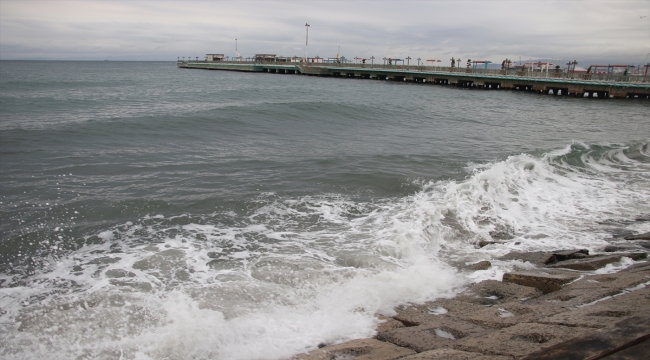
370,56,374,68
406,56,411,66
305,23,310,62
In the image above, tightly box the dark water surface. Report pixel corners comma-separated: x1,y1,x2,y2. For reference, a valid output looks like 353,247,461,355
1,61,649,359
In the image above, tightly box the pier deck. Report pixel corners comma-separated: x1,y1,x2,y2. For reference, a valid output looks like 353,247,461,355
177,61,650,99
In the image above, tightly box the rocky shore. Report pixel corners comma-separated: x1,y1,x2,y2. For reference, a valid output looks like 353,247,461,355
292,230,650,359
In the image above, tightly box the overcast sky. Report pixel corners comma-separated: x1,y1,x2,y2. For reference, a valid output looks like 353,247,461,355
1,0,649,65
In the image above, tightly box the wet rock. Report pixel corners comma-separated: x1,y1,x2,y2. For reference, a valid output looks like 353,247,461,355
207,251,220,259
477,241,496,248
502,272,578,293
539,287,649,329
520,315,650,360
601,337,650,359
546,255,624,271
377,317,490,352
104,269,136,278
455,323,593,358
375,315,405,336
604,245,640,253
525,266,650,308
456,302,563,329
458,280,544,305
498,251,556,266
132,249,185,271
489,229,515,240
292,338,415,360
400,348,511,360
545,249,590,264
466,261,491,271
86,256,121,265
393,299,484,327
108,279,153,292
624,232,650,240
621,252,648,261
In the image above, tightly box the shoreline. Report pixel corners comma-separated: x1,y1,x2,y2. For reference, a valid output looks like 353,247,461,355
292,229,650,359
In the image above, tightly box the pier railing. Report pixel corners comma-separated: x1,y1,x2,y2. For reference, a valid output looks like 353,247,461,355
176,60,649,83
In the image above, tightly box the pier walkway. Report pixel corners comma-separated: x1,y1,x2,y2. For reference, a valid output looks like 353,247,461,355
177,61,650,99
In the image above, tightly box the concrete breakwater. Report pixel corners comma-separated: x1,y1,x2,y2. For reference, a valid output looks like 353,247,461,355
177,61,650,99
292,229,650,359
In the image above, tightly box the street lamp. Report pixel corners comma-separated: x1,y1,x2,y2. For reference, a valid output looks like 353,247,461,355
417,57,421,66
370,56,375,68
305,23,310,62
406,56,411,66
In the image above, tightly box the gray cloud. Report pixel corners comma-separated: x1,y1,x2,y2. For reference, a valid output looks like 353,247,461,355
1,0,648,65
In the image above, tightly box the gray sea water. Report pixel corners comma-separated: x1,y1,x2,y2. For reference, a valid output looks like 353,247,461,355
1,60,649,359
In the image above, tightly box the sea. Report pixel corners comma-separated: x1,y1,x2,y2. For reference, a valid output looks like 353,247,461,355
1,60,649,359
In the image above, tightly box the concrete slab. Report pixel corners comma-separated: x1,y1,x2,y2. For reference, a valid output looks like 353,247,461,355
292,338,416,360
375,315,405,336
393,299,485,327
546,255,623,271
527,267,650,308
520,316,650,360
400,348,511,360
455,301,564,329
602,338,650,359
624,232,650,240
502,271,578,293
540,287,650,328
456,279,544,304
378,317,490,352
498,251,556,265
465,261,491,271
455,322,593,358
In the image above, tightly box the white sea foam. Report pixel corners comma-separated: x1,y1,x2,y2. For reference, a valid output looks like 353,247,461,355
2,141,649,359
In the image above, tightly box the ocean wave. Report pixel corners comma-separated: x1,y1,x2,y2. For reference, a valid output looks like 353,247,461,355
2,140,649,359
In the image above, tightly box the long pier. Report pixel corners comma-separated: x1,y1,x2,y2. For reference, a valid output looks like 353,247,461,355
177,61,650,99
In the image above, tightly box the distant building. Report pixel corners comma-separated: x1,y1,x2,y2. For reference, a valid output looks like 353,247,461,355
255,54,277,62
206,54,225,61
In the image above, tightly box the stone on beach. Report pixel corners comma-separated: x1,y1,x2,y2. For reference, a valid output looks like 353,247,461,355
456,280,543,305
292,338,415,360
539,287,650,329
454,322,594,358
292,247,650,360
465,260,491,271
498,249,590,266
502,271,578,293
547,253,646,271
624,231,650,240
521,315,650,360
400,348,511,360
377,317,489,352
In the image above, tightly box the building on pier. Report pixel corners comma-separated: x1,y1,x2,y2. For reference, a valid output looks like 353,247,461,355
206,54,225,61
